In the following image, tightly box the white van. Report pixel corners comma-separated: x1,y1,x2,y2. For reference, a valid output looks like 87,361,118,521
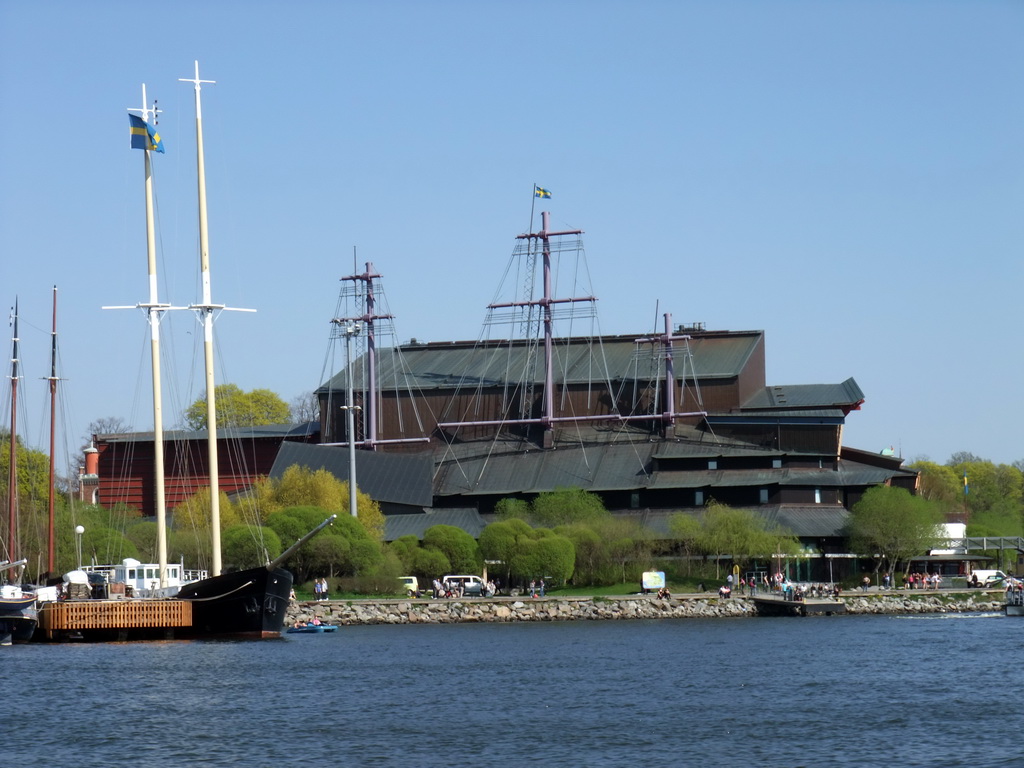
443,574,485,596
968,570,1008,587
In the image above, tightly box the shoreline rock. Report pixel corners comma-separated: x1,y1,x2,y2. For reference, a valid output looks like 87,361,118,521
286,592,1005,626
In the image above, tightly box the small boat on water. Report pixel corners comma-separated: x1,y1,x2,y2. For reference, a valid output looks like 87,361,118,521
1,306,39,645
287,623,339,634
1004,581,1024,616
0,562,37,646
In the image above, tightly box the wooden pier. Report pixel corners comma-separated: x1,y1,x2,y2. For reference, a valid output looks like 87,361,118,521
37,600,192,641
751,595,846,617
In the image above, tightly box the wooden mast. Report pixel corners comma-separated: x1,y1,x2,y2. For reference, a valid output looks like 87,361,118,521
46,286,58,576
7,299,19,576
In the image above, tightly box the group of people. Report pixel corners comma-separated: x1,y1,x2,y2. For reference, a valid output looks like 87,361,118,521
429,577,499,599
313,577,330,601
902,572,942,590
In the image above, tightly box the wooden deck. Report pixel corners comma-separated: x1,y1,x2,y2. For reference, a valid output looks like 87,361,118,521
37,599,192,641
751,595,846,617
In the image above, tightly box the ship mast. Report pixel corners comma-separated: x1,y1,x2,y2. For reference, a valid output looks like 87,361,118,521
180,61,253,577
45,287,59,576
7,299,19,574
106,85,177,588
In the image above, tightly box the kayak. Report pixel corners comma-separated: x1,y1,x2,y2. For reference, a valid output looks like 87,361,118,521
287,624,338,633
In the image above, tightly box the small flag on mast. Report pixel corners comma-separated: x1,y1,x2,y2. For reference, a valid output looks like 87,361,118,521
129,114,165,153
963,470,969,495
534,186,551,199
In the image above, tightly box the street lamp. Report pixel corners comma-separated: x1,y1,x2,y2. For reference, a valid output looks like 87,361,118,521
75,525,85,570
343,323,361,517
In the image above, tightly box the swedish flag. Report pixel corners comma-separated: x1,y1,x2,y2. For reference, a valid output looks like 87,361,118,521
534,186,551,199
129,114,165,153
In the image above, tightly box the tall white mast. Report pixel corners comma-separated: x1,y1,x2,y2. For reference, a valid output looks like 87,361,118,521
180,61,253,577
106,85,176,588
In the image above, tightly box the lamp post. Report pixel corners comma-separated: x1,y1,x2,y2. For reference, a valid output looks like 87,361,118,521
343,323,361,517
75,525,85,570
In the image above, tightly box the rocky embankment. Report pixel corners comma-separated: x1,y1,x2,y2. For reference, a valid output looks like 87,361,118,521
287,591,1005,626
842,592,1003,615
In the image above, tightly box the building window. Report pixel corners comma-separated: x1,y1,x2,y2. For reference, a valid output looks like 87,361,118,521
708,460,717,470
695,490,704,506
814,488,822,504
772,458,782,469
630,492,640,509
759,488,769,504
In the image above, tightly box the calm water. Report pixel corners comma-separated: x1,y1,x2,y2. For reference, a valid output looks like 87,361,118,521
9,611,1022,767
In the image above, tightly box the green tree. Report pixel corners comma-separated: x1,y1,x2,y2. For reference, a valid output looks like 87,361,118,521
952,461,1024,537
910,460,963,510
222,524,282,569
246,465,385,540
556,523,604,585
125,521,160,563
422,525,480,574
479,518,534,584
413,547,451,581
478,518,576,587
530,487,608,527
387,535,421,573
527,530,575,585
267,507,383,579
698,502,799,579
847,486,944,575
494,497,530,520
668,513,704,575
182,383,291,430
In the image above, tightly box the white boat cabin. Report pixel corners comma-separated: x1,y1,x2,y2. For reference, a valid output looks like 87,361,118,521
82,558,208,598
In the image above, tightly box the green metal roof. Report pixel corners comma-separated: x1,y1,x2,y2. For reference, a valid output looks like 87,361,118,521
433,436,915,497
317,330,764,393
271,441,434,508
741,378,865,410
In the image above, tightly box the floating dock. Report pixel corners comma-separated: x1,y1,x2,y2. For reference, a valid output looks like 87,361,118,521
751,595,846,617
36,599,192,641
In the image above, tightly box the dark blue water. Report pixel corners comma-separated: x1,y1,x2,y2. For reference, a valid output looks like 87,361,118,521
9,611,1022,766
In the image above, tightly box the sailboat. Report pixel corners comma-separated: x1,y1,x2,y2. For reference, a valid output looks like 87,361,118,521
168,62,333,638
36,70,332,641
0,301,39,645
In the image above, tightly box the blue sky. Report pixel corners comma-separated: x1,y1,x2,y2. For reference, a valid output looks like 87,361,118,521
2,0,1022,475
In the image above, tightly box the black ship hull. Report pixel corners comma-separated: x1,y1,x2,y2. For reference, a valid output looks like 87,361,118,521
0,596,38,645
176,566,293,639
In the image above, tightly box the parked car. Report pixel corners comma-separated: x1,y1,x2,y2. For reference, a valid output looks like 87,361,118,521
967,570,1008,587
399,576,419,595
443,574,484,596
